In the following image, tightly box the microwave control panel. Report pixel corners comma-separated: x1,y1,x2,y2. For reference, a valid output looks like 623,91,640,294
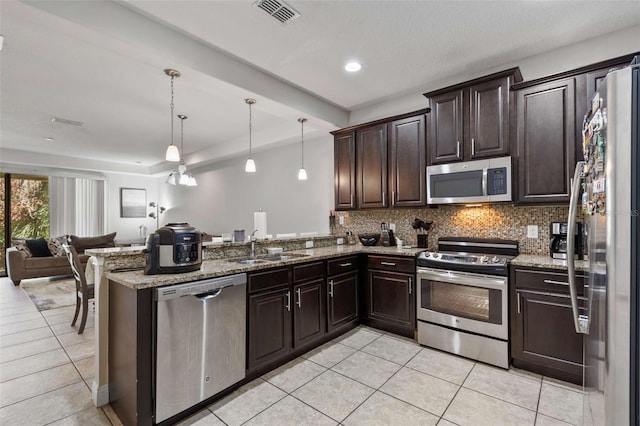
487,167,507,195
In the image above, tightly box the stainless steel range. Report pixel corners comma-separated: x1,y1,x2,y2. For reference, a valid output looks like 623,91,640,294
416,237,519,369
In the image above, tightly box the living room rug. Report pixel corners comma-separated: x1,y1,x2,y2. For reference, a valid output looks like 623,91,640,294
21,278,77,311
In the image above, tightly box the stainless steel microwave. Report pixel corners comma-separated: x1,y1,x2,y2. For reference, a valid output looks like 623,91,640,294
426,156,512,204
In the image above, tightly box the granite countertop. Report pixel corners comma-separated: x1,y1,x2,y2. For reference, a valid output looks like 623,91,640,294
105,244,425,290
511,254,589,272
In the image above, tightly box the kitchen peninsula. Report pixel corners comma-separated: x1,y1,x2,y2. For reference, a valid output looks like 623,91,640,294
86,237,424,425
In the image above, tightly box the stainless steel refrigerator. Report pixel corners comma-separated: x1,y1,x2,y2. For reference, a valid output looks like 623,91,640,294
567,57,640,426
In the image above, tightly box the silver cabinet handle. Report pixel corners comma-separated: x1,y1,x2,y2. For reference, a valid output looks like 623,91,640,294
296,288,301,308
408,277,412,295
471,138,476,156
392,191,396,206
543,279,569,286
567,161,588,334
382,192,386,206
517,293,521,314
285,291,291,312
381,261,396,266
339,262,352,267
328,280,334,298
456,141,461,158
350,194,354,207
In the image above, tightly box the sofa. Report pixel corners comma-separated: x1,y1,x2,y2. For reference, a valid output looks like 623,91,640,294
6,232,116,286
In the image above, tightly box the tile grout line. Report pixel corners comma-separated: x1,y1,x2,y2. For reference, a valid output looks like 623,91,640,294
437,358,477,424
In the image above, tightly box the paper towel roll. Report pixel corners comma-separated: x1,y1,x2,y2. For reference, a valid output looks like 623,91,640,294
254,211,267,239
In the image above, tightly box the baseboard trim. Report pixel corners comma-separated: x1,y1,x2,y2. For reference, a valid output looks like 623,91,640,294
92,381,110,407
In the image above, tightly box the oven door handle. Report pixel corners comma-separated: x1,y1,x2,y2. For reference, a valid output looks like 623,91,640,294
417,269,506,290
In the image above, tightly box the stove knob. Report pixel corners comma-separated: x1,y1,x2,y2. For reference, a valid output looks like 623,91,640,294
492,256,500,263
424,252,431,258
432,253,439,259
479,255,488,263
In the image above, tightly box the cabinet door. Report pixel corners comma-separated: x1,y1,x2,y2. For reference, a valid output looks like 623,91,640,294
366,270,414,336
248,289,291,371
334,132,357,210
389,115,426,207
327,271,359,333
469,77,510,159
428,90,464,164
516,78,576,204
357,124,388,208
293,279,326,349
512,290,584,384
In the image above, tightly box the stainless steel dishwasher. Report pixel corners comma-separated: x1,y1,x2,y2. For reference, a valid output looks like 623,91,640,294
154,273,246,423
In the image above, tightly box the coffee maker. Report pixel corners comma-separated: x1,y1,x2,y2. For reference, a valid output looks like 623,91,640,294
550,222,583,259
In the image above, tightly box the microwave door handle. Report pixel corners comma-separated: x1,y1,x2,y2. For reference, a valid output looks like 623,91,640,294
482,169,488,196
567,161,587,334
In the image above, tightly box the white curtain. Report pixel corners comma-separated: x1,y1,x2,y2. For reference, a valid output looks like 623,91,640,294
50,177,107,237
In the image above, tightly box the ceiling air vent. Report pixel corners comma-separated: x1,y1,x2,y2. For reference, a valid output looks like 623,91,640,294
254,0,301,24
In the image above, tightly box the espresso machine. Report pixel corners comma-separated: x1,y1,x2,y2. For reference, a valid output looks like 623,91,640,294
550,221,583,259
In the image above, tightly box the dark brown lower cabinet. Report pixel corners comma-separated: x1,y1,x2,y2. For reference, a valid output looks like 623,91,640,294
510,267,586,384
293,278,326,349
327,271,359,333
365,269,414,337
248,288,292,372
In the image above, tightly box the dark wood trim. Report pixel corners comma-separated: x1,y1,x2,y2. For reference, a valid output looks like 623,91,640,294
511,53,638,90
330,108,430,135
423,67,523,99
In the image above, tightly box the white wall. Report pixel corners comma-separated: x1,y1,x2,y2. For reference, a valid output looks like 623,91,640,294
159,134,334,237
105,173,160,241
350,25,640,124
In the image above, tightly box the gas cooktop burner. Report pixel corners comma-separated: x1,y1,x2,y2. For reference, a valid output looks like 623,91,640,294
416,237,519,276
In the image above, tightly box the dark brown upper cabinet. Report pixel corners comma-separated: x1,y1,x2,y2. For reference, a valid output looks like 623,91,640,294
334,132,357,210
357,123,388,209
424,68,522,165
389,114,426,207
332,109,429,210
512,54,635,204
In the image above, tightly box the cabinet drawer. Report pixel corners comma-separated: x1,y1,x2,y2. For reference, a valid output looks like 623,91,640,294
248,268,289,294
293,261,324,283
514,268,586,295
327,256,358,276
368,255,415,274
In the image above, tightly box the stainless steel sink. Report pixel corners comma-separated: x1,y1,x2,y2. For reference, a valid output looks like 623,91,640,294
231,258,269,265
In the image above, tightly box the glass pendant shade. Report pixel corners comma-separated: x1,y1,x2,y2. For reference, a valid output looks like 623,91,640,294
165,145,180,162
166,172,177,185
297,168,307,180
245,158,256,173
179,172,190,185
187,175,197,186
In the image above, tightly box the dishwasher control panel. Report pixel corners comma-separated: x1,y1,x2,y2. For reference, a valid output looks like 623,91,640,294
154,273,247,301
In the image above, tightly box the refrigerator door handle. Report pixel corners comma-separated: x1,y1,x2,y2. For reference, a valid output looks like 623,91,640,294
567,161,588,334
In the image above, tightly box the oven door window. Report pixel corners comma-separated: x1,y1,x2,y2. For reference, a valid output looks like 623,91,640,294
421,279,502,324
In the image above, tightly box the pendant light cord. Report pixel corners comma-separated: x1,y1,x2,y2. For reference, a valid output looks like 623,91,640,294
179,114,185,164
300,119,305,168
249,101,253,156
170,75,175,148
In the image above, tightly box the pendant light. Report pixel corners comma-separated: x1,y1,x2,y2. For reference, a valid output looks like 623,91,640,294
245,98,257,173
164,69,181,162
297,118,308,180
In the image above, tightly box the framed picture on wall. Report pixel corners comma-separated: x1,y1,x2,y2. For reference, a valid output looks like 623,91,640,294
120,188,146,218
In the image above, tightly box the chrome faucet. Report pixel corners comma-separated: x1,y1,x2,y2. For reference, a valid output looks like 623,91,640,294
250,230,258,257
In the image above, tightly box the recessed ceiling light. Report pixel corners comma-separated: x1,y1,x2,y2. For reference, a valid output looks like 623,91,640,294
44,137,55,142
345,61,362,72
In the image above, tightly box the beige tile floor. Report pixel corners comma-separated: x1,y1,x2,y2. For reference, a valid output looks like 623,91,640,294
0,276,585,426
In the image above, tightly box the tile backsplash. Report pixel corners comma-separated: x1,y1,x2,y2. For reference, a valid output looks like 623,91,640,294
330,204,575,255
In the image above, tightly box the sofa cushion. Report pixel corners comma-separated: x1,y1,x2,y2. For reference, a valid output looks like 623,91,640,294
26,238,53,257
24,255,71,270
47,235,69,257
70,232,117,253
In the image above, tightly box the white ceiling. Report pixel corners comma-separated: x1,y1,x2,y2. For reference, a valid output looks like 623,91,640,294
1,0,639,175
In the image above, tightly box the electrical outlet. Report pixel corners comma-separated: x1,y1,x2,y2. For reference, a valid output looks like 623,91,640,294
527,225,539,239
389,223,396,232
338,215,345,225
306,240,314,248
336,237,344,245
